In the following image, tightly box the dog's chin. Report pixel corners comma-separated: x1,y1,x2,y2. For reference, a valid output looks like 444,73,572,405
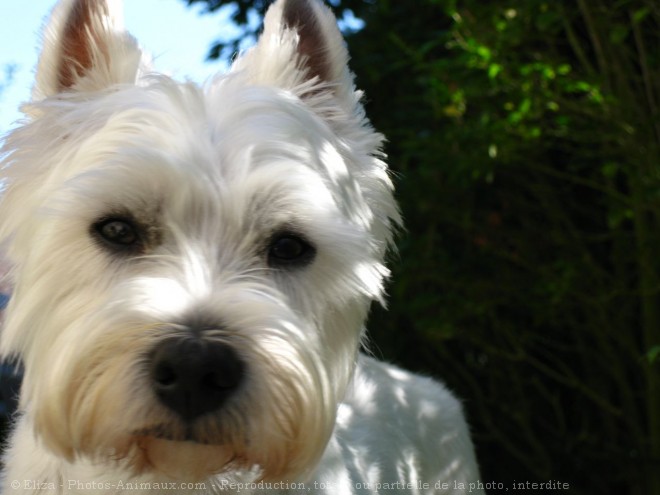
136,437,237,481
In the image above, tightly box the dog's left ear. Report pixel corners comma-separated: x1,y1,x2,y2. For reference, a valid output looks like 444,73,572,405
32,0,142,100
241,0,354,104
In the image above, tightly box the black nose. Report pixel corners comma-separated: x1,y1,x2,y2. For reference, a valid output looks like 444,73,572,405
149,337,245,421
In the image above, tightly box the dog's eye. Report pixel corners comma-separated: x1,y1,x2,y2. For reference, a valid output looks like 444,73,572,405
267,233,316,268
92,217,142,252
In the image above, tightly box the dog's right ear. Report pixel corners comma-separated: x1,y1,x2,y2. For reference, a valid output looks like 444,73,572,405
33,0,142,100
237,0,355,109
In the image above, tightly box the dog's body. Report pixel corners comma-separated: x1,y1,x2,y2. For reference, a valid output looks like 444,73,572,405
0,0,483,493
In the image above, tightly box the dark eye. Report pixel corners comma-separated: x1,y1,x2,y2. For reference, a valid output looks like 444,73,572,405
92,217,142,253
267,233,315,268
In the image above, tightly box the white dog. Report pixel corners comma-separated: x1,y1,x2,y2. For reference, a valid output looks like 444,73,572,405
0,0,484,493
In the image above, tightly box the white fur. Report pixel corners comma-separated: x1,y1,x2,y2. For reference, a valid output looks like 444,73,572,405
0,0,483,493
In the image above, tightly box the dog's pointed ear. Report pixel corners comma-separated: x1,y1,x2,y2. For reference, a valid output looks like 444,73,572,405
33,0,142,100
243,0,352,100
277,0,348,85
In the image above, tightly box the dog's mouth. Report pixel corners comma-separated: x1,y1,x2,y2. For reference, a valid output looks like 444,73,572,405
128,423,246,480
133,424,211,444
134,436,240,481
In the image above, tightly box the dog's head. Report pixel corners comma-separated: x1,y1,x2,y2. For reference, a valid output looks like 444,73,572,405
0,0,399,482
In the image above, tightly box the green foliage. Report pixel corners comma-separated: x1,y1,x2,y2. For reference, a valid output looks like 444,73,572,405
185,1,660,493
356,3,660,494
648,346,660,365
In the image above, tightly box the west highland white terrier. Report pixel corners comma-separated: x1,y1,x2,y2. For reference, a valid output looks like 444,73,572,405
0,0,484,493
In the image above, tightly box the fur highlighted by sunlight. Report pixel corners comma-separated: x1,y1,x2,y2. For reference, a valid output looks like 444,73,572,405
0,0,483,493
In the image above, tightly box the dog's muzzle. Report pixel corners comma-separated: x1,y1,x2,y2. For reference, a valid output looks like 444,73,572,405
148,336,245,422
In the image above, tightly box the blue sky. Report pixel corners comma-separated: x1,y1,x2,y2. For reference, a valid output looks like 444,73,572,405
0,0,240,134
